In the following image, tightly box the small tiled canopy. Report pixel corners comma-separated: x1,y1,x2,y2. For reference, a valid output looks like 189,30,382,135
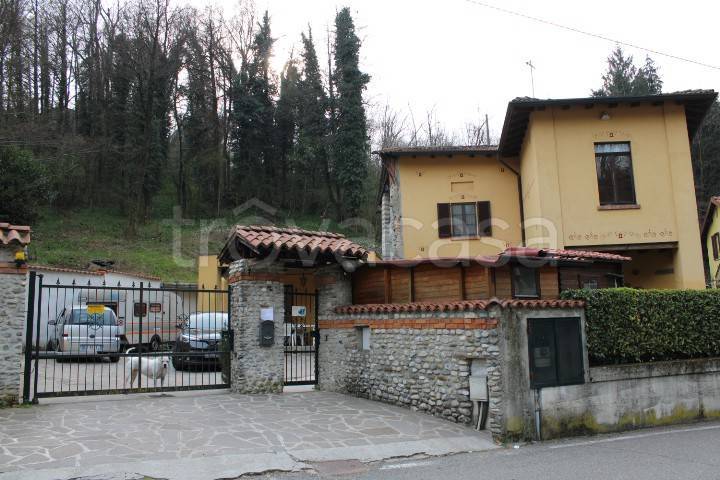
0,223,31,246
219,225,367,265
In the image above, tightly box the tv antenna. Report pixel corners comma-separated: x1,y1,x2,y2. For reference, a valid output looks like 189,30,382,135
526,60,536,97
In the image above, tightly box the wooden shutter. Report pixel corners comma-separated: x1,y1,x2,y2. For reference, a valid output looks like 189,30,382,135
437,203,451,238
477,201,492,237
713,234,720,260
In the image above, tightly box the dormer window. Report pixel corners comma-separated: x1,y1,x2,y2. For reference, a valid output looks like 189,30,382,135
595,142,637,206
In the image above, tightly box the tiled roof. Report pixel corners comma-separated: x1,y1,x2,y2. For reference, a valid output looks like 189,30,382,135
0,223,31,246
335,298,585,314
501,246,631,263
376,145,499,156
365,247,630,268
221,225,367,263
500,90,717,157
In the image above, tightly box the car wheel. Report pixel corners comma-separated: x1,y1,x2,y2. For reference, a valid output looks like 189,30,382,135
109,354,120,363
150,336,161,352
54,341,64,363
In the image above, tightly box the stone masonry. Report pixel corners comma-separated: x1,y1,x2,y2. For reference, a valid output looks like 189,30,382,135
380,166,403,260
0,252,27,406
228,259,285,394
318,309,503,434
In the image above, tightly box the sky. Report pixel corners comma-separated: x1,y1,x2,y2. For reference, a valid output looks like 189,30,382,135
190,0,720,142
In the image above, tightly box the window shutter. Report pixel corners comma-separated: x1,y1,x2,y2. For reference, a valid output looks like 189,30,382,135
714,234,719,260
437,203,451,238
477,201,492,236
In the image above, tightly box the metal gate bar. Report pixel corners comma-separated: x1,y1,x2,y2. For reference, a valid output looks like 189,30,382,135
23,274,233,402
283,287,319,386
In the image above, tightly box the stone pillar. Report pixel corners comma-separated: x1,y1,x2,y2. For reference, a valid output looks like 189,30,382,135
316,265,352,319
0,242,28,406
315,265,352,392
228,259,285,394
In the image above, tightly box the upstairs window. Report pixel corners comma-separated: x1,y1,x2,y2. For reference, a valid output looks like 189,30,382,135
437,201,492,238
713,233,720,261
595,142,637,205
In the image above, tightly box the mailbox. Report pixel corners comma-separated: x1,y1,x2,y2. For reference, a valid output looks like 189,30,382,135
259,320,274,347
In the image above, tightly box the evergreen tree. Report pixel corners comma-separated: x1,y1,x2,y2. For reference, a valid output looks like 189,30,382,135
593,46,662,97
592,46,637,97
274,57,299,209
693,102,720,219
296,28,333,214
635,56,662,94
332,7,369,219
232,10,276,203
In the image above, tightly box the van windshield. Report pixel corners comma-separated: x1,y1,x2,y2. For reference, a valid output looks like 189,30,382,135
68,309,117,326
188,315,227,331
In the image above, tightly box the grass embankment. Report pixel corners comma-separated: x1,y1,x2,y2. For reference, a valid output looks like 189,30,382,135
29,208,376,283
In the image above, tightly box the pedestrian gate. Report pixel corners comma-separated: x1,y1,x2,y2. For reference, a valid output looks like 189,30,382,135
23,271,232,401
283,287,319,386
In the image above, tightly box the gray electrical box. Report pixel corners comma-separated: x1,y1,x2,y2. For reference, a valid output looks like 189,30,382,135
470,359,488,401
259,320,274,347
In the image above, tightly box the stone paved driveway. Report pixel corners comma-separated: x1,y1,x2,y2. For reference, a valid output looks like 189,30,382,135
0,390,496,480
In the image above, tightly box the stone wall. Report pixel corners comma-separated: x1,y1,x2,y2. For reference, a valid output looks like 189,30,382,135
228,259,285,394
538,357,720,439
318,309,504,434
0,270,26,406
380,166,403,260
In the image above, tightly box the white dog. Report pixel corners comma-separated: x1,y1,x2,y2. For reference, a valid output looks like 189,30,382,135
125,347,169,388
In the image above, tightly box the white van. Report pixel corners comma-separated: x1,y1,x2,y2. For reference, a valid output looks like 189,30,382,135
77,288,195,351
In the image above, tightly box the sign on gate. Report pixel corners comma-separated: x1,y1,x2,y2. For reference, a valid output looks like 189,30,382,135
291,305,306,317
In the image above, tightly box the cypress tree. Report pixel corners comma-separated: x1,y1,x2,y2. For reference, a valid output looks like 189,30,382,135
332,7,370,219
296,28,334,214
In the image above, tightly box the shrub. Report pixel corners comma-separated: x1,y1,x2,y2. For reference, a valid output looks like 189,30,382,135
561,288,720,365
0,146,50,224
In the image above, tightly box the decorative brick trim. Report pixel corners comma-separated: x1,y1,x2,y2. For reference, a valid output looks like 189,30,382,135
319,317,498,330
228,273,288,284
0,264,28,275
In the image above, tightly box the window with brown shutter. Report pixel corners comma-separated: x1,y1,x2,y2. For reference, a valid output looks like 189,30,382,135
477,201,492,237
713,233,720,260
437,201,493,239
437,203,451,238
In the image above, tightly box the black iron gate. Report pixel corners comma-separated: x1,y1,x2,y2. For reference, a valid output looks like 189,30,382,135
283,287,319,386
23,271,232,401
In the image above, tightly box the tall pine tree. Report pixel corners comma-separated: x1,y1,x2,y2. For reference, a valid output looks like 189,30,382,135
332,7,369,220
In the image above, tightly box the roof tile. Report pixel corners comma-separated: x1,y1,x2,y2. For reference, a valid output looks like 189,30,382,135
223,225,367,262
0,223,31,246
335,298,585,314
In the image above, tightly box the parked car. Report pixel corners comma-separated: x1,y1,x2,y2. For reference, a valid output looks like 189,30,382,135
173,312,228,370
48,305,122,362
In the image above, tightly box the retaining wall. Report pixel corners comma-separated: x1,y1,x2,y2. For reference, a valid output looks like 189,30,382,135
538,357,720,439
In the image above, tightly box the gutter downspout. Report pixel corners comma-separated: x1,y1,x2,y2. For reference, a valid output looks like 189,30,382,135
498,156,526,246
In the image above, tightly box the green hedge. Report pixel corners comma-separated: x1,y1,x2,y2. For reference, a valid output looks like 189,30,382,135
561,288,720,365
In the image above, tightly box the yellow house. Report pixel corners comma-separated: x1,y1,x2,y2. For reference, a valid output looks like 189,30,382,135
702,197,720,287
379,90,717,290
197,255,229,311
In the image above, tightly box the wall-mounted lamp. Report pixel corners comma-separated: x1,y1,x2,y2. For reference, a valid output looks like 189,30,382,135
600,111,611,121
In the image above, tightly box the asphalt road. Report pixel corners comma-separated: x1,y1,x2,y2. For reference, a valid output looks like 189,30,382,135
267,421,720,480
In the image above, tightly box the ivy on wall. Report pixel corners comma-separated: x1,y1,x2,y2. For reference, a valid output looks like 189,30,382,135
561,288,720,365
